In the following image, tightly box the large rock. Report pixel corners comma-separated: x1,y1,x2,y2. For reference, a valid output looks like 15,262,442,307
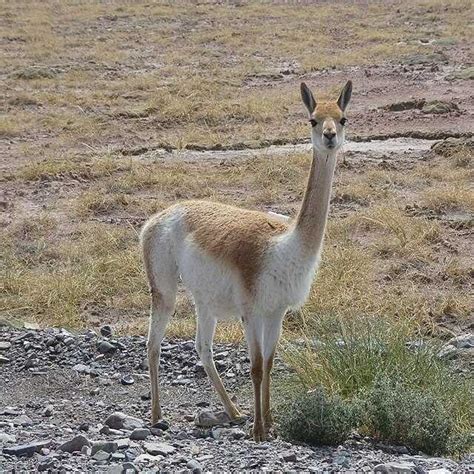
3,440,51,457
104,412,144,431
58,435,90,453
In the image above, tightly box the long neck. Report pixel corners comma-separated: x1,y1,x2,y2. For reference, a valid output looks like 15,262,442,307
293,147,337,255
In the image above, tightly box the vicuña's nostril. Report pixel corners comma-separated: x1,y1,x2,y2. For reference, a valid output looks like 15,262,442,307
324,131,336,140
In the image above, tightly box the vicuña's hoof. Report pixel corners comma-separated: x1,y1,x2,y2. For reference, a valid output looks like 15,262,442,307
230,413,248,425
252,423,267,442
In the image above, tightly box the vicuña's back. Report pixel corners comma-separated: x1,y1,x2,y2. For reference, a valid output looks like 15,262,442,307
141,80,352,441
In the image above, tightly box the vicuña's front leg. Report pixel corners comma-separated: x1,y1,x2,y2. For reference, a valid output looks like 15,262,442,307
244,317,265,442
262,313,284,434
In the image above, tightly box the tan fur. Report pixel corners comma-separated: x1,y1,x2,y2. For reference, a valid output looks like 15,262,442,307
181,200,289,292
312,101,344,121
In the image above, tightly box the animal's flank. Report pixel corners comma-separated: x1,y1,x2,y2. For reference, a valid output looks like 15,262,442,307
182,200,288,292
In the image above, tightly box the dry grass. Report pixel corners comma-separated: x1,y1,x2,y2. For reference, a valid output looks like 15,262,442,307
2,141,473,339
2,0,471,155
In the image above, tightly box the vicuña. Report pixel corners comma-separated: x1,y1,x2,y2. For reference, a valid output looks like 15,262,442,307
140,80,352,441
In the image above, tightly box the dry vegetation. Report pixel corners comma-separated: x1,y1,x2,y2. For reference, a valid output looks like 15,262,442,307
2,142,472,339
1,0,472,153
1,1,473,341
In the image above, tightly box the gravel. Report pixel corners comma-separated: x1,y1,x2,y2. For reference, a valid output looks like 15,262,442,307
1,325,472,472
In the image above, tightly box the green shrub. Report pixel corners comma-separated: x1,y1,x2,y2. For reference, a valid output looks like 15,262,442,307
279,387,361,446
364,376,472,455
281,315,473,454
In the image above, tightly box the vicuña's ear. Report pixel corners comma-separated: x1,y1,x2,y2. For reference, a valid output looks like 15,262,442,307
300,82,316,114
337,80,352,111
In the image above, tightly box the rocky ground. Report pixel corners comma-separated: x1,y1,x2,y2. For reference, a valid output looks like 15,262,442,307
1,324,472,473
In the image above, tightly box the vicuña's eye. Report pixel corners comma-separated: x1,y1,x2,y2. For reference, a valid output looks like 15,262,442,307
309,119,317,127
340,117,347,126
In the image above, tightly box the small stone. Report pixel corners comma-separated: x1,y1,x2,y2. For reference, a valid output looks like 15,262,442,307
16,414,33,426
100,325,113,338
3,440,51,457
144,441,176,456
186,459,203,473
428,469,452,474
23,322,40,330
81,445,92,456
281,451,297,462
93,450,111,461
122,462,138,473
58,435,91,453
2,406,21,416
42,405,54,417
422,100,458,115
105,465,123,474
37,456,57,472
98,341,117,354
438,345,459,359
135,453,162,464
230,428,246,440
111,452,125,460
79,422,90,432
0,355,10,364
140,392,151,401
448,333,473,349
104,412,144,431
151,419,170,431
121,374,135,385
124,447,141,461
91,441,118,455
194,410,231,427
73,363,90,374
130,428,151,440
0,432,16,444
374,462,416,474
116,438,130,450
99,425,110,435
0,341,12,350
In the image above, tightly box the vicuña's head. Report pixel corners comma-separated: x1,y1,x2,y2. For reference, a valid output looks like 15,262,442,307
300,81,352,154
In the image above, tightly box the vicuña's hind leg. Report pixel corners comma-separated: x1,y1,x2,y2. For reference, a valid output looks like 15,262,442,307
195,311,242,420
148,288,176,424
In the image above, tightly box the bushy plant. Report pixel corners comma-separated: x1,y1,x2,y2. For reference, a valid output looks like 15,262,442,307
364,376,472,455
279,387,361,446
281,315,473,454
